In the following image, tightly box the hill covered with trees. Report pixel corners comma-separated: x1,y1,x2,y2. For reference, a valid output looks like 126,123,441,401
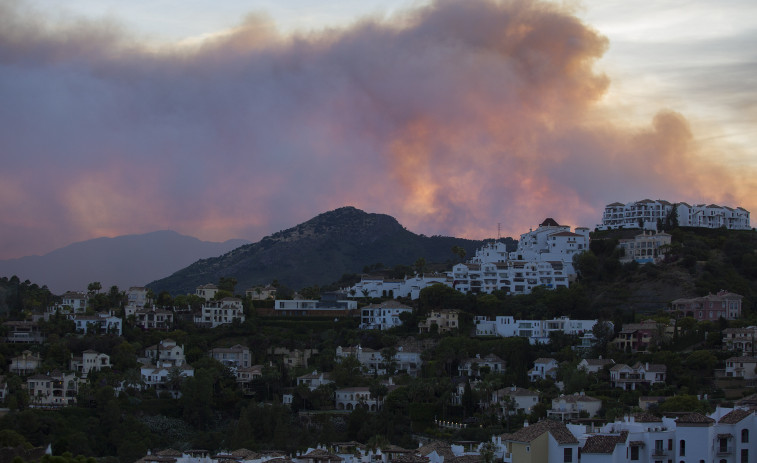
147,207,508,295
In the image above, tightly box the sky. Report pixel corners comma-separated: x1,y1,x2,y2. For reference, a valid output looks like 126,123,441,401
1,0,755,259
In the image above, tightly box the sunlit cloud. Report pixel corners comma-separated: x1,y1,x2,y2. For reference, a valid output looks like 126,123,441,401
0,0,754,260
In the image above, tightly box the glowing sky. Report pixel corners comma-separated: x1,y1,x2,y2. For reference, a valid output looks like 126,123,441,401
1,0,755,259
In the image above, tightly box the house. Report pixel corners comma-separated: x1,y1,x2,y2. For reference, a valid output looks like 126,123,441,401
209,344,251,369
419,310,459,334
126,286,150,309
360,301,412,330
9,350,42,376
70,312,123,335
458,354,506,377
609,362,666,390
236,365,263,394
722,327,757,353
725,356,757,380
474,316,603,344
297,371,333,391
501,419,580,463
195,297,245,328
271,293,357,317
528,358,559,382
59,291,90,312
246,285,277,300
617,231,672,264
268,347,318,369
195,284,219,301
3,320,45,343
140,362,195,397
577,358,615,375
612,320,671,352
491,386,540,415
547,392,602,421
335,385,394,412
69,350,111,378
143,339,186,367
133,307,174,330
670,291,743,321
26,370,79,407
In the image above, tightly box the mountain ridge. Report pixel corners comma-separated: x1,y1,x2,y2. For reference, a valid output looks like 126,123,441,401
0,230,249,294
146,206,497,295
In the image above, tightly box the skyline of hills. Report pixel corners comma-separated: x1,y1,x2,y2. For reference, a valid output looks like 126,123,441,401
0,231,249,294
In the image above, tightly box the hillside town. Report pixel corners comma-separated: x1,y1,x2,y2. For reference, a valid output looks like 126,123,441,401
0,199,755,463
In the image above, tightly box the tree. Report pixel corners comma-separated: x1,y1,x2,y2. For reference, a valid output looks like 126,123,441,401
414,257,427,275
87,282,102,294
217,277,238,294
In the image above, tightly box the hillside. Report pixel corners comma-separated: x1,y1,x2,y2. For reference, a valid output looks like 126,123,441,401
147,207,494,295
0,231,249,294
577,227,757,315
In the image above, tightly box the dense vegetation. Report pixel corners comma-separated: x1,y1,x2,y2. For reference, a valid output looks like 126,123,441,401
1,226,756,463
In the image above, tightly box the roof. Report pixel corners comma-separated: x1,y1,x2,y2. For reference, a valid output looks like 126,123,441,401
633,412,662,423
719,409,753,424
505,420,579,445
675,413,715,425
416,441,455,460
581,431,628,454
540,218,561,227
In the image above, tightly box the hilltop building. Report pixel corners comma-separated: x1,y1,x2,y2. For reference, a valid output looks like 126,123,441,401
598,199,751,230
346,218,588,299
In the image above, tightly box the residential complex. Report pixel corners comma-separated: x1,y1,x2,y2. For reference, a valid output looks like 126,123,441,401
474,316,602,344
599,199,751,230
347,218,589,299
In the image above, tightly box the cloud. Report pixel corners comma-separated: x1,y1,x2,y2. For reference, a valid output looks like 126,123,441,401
0,0,754,260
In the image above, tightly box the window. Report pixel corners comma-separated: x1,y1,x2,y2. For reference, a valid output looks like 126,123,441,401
631,446,639,461
741,449,748,463
563,448,572,463
679,440,685,456
742,429,749,443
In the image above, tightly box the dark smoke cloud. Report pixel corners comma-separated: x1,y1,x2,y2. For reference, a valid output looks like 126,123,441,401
0,0,754,259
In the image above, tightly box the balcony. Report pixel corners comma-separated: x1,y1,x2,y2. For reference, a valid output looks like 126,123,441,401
716,446,732,456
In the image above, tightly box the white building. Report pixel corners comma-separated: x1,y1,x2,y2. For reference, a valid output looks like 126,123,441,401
474,316,603,344
195,284,219,301
26,370,80,407
458,354,506,377
346,219,589,299
69,350,111,378
617,231,672,264
360,301,412,330
547,392,602,421
577,358,615,375
335,345,422,377
725,356,757,380
195,297,245,327
529,358,559,382
491,386,540,415
609,362,667,390
70,312,123,335
209,344,251,369
143,339,186,367
297,370,333,391
598,199,751,230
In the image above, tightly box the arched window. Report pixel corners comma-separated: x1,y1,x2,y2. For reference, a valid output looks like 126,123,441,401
742,429,749,443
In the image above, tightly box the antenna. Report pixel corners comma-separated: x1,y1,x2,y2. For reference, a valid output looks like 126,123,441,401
497,223,501,240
